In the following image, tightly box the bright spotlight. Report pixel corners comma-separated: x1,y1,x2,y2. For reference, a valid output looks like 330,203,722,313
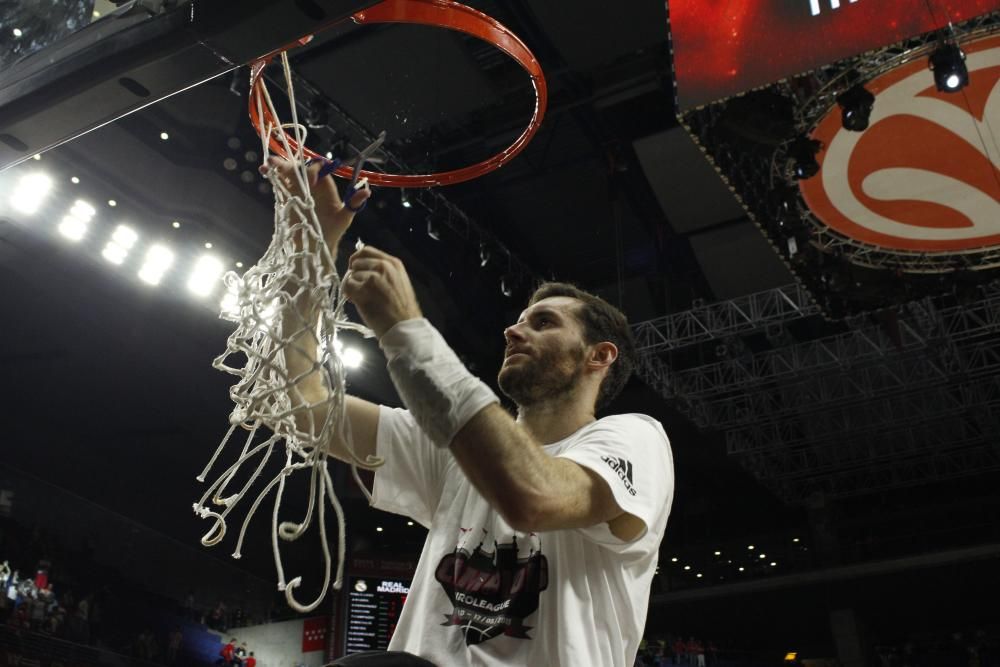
342,346,364,369
12,28,23,37
930,43,969,92
58,215,87,241
138,244,174,285
102,225,139,265
70,200,96,221
160,132,170,141
112,225,138,249
57,199,96,241
10,173,53,215
188,255,225,297
102,244,128,265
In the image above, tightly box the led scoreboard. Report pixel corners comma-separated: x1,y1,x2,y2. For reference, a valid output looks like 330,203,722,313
342,576,410,654
670,0,1000,110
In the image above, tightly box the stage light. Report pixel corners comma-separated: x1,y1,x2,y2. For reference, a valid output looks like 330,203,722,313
771,562,777,567
714,551,722,556
748,545,755,550
500,275,514,298
57,200,96,241
102,225,139,266
929,43,968,92
836,84,875,131
12,28,23,37
172,221,181,229
696,573,703,578
790,136,821,179
738,567,745,572
407,521,414,526
401,190,412,208
10,172,53,214
342,347,364,369
376,527,383,533
188,255,224,297
792,537,800,543
58,216,87,241
139,245,174,286
70,176,80,184
160,132,169,141
670,557,678,562
683,565,691,571
108,199,117,207
426,217,441,241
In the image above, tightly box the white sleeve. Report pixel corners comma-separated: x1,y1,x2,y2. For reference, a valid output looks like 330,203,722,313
370,405,451,528
555,414,674,550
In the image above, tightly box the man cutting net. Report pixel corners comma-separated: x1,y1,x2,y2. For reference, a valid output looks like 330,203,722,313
263,156,674,667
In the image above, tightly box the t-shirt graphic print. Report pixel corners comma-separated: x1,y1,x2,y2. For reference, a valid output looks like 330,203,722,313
435,531,548,645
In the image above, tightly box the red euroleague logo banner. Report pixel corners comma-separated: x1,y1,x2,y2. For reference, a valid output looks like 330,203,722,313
800,34,1000,252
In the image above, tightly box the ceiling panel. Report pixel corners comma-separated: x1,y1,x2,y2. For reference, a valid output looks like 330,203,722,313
688,221,795,299
634,127,747,235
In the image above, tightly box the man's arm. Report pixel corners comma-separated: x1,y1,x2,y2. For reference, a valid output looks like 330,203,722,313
263,157,381,466
451,404,643,540
342,244,643,539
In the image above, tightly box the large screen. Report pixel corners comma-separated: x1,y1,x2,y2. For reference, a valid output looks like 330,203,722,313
670,0,1000,110
342,576,410,654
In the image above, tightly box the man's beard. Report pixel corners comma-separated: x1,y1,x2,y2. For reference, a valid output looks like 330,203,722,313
497,343,586,408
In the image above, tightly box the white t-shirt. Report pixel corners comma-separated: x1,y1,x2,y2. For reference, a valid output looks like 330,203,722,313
372,407,674,667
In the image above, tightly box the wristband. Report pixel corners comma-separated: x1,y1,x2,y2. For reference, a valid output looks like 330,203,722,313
379,318,499,448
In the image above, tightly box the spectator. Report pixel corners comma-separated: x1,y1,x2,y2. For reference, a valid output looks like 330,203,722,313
672,637,686,665
167,627,183,664
245,651,257,667
221,637,237,666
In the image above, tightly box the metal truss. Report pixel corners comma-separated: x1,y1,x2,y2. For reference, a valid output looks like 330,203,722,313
691,335,1000,429
765,445,1000,504
668,290,1000,403
726,376,1000,455
630,284,819,353
739,390,1000,480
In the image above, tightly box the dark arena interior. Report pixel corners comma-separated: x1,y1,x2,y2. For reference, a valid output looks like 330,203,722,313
1,1,999,666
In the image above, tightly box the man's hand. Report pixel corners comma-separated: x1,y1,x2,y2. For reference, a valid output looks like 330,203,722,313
343,245,423,339
259,156,370,249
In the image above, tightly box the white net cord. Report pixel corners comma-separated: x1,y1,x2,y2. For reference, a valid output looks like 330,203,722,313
193,53,383,614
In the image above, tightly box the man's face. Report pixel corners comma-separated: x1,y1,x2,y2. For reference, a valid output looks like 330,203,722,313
497,296,589,407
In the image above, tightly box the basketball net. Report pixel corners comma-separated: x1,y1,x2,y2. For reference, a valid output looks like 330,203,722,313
193,53,381,613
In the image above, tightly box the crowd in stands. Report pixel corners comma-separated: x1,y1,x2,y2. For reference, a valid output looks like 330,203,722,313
219,636,257,667
0,518,233,667
871,628,1000,667
1,559,101,646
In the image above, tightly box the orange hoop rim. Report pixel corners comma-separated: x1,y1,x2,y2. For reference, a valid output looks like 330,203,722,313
248,0,548,188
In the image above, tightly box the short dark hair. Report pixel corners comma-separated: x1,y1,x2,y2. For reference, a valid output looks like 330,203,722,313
528,282,636,411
